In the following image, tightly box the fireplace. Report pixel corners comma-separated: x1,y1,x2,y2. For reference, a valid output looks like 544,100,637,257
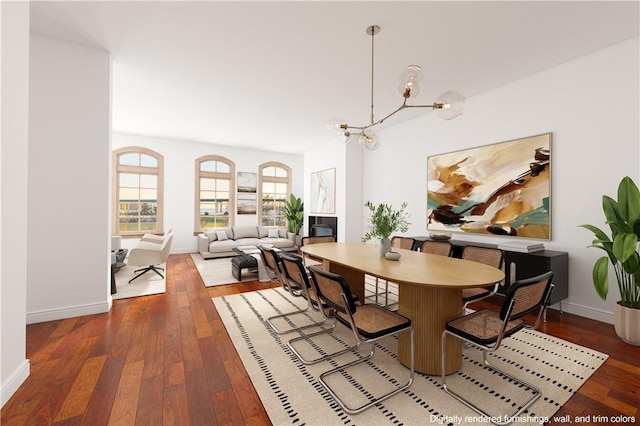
308,216,338,238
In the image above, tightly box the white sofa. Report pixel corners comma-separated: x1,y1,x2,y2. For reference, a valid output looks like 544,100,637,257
197,226,296,259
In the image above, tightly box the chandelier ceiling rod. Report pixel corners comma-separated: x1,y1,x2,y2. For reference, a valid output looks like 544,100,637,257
327,25,466,151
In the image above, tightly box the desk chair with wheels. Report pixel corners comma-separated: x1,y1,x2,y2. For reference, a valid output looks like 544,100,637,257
441,271,554,425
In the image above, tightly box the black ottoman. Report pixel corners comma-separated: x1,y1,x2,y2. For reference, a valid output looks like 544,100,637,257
231,254,258,281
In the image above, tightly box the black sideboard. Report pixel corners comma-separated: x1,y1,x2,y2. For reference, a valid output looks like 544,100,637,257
413,237,568,308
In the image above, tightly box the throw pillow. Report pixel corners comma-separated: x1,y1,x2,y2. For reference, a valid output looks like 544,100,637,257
268,229,280,238
215,231,228,241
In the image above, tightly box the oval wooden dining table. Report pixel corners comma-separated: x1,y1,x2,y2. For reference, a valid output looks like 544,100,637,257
300,242,505,375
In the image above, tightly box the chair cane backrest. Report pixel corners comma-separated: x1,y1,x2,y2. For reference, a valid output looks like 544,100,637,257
279,253,311,290
301,235,336,246
257,245,282,281
500,271,554,322
461,245,504,269
391,236,414,250
308,265,356,315
420,240,452,256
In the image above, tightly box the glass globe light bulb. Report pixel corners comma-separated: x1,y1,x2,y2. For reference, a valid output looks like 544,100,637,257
396,65,425,98
326,117,347,137
358,131,381,151
434,91,465,120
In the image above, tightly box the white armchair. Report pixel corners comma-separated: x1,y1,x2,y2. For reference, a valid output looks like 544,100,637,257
128,233,173,283
140,227,173,244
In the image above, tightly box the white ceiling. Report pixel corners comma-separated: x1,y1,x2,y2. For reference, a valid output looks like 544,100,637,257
29,1,639,154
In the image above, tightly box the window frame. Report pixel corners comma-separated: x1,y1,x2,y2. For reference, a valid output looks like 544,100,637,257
194,155,236,234
258,162,291,228
112,146,164,237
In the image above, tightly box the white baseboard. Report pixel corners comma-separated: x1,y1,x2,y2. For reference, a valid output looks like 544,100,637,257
558,301,614,324
26,300,111,324
1,359,30,408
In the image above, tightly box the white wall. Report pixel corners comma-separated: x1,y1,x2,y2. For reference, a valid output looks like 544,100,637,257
1,0,31,407
27,35,112,324
359,37,639,323
303,137,365,242
112,133,304,253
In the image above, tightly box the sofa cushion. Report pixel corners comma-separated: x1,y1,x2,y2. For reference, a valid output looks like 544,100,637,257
232,226,259,240
263,237,295,249
268,228,280,238
208,239,239,253
215,230,229,241
204,227,232,241
235,237,262,246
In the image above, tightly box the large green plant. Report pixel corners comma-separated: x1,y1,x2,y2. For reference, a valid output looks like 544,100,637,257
362,201,410,242
579,176,640,309
284,194,304,235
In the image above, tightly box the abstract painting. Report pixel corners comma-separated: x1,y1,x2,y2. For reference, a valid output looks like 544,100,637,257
310,168,335,214
427,133,551,240
237,172,257,193
237,193,257,215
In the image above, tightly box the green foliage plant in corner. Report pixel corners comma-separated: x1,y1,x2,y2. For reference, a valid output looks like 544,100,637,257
579,176,640,309
284,194,304,235
362,201,411,243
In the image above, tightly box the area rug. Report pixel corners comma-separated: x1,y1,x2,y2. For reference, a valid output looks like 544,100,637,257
190,254,259,287
112,260,166,300
213,288,608,426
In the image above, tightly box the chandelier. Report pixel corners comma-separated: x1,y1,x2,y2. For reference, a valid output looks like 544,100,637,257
327,25,465,151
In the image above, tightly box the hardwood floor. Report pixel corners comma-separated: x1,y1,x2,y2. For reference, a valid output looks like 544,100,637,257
2,253,639,425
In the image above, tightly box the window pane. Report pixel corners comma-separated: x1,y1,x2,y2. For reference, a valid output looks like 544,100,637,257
275,167,287,178
201,161,215,172
140,188,157,201
262,166,275,177
120,173,139,187
140,154,158,167
201,178,215,191
140,174,157,188
119,153,139,166
119,187,139,201
140,202,157,217
217,162,230,173
217,179,230,191
119,217,138,232
140,218,157,231
200,190,216,201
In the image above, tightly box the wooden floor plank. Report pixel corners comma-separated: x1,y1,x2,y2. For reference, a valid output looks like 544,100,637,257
2,253,639,426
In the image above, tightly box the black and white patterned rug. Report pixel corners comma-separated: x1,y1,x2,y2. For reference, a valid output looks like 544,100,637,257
213,287,608,425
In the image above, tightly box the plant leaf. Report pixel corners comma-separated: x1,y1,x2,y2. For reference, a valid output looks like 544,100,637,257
593,256,609,300
618,176,640,224
613,232,638,263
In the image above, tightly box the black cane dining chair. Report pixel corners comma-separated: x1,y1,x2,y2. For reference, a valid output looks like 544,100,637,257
368,236,416,308
419,240,452,256
441,271,554,425
308,265,414,414
460,245,504,312
258,246,321,335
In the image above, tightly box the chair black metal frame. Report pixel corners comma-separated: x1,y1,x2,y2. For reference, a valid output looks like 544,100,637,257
258,246,321,335
419,240,453,256
441,271,554,425
460,245,504,312
368,236,415,308
300,235,336,267
308,265,414,414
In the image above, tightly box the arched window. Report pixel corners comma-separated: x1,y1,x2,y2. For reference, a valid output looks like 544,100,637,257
113,147,164,236
259,162,291,227
195,155,235,232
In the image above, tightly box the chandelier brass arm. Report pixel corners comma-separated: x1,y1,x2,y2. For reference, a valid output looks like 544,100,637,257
327,25,465,151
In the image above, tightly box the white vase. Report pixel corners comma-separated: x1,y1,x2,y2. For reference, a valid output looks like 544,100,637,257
380,238,391,256
614,302,640,346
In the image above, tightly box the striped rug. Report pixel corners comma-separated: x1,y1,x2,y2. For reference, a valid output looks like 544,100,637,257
212,287,608,425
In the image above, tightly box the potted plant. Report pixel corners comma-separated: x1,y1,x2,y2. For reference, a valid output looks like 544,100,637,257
580,176,640,345
362,201,411,256
284,194,304,246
